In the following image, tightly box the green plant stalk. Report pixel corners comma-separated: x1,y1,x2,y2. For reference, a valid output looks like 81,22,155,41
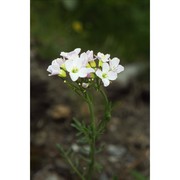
85,91,96,180
56,144,85,180
65,154,85,180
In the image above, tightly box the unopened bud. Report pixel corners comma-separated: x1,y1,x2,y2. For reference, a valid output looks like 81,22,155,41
90,60,96,68
82,83,89,88
98,60,103,67
58,69,66,78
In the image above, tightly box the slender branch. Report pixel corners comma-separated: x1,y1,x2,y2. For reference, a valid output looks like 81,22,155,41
57,145,85,180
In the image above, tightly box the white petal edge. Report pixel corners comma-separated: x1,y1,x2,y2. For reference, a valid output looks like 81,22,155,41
110,58,120,68
108,71,117,80
102,78,110,87
102,63,110,73
95,69,102,78
65,60,73,72
69,72,79,81
116,65,124,73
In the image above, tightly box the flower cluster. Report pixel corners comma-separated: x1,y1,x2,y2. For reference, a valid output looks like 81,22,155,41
47,48,124,87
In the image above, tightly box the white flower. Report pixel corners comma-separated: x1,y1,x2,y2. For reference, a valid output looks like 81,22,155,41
47,58,64,76
109,57,124,73
86,50,94,62
65,57,94,81
60,48,81,59
96,63,117,87
97,52,110,62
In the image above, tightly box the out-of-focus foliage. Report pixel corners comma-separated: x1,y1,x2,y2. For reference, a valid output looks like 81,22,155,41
31,0,149,62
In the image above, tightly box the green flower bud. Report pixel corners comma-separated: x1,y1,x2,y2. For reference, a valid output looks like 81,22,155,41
90,60,96,68
58,69,66,78
98,60,103,67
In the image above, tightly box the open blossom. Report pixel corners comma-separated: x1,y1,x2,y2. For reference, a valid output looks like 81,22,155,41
96,63,117,87
65,57,94,81
60,48,81,59
97,52,110,62
47,48,124,87
47,58,65,76
109,57,124,73
86,50,94,62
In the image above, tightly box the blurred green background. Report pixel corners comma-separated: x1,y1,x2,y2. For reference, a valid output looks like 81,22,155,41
31,0,149,63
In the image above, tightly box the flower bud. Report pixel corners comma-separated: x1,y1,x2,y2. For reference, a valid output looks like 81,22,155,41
90,60,96,68
82,83,89,88
61,64,66,70
98,60,103,67
86,63,91,68
58,69,66,78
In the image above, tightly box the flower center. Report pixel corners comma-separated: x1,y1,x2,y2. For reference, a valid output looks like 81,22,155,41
72,67,78,73
102,73,107,78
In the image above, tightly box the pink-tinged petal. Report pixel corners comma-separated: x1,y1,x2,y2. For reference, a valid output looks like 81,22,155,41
107,71,117,80
60,48,81,59
65,60,73,72
80,53,88,66
97,52,103,59
69,72,79,81
116,65,124,73
86,50,94,61
102,63,110,73
79,68,88,77
52,58,64,67
47,65,60,76
102,78,110,87
96,69,102,78
74,48,81,54
56,58,64,66
110,57,120,68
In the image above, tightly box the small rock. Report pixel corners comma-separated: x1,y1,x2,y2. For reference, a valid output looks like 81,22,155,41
48,104,71,120
71,143,80,152
33,165,65,180
107,144,126,162
33,131,47,146
107,144,126,156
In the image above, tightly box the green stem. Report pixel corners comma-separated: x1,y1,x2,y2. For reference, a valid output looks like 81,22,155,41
57,145,85,180
99,88,108,105
66,156,85,180
85,91,96,180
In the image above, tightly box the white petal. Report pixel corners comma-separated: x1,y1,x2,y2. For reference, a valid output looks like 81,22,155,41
102,63,110,73
96,69,102,78
65,60,73,72
60,52,68,58
110,58,120,68
97,52,103,58
69,72,79,81
86,68,95,73
80,53,88,66
74,57,83,69
102,78,110,87
74,48,81,54
56,58,64,66
116,65,124,73
47,65,60,76
107,71,117,80
105,54,110,59
79,68,88,77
